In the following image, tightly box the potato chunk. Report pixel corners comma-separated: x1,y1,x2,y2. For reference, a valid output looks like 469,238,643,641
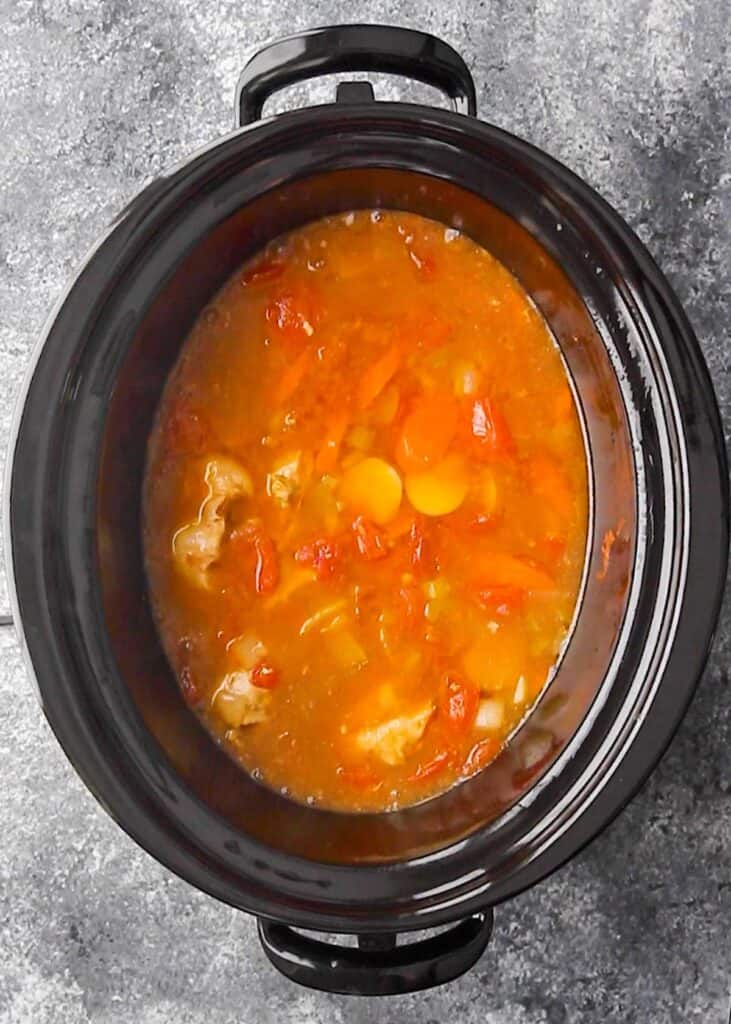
213,670,270,727
475,696,505,731
356,705,433,766
173,455,252,587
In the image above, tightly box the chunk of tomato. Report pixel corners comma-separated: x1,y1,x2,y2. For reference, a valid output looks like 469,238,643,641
352,516,388,561
250,661,280,689
470,397,515,458
438,673,480,735
294,539,342,579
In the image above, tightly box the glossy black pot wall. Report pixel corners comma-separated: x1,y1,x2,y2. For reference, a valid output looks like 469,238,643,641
6,26,728,996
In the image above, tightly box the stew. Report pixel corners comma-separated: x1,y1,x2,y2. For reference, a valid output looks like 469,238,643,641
143,210,588,811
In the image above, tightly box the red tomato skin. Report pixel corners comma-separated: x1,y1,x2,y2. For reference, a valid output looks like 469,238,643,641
470,397,515,458
250,661,280,689
295,539,342,579
352,516,388,560
462,737,501,776
439,673,480,735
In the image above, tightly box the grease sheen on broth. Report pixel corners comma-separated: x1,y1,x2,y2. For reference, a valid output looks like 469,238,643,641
143,210,588,812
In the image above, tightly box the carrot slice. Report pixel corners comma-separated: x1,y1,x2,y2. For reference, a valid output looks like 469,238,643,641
273,348,312,404
315,412,349,474
357,344,401,409
372,383,400,425
396,393,459,473
475,552,554,592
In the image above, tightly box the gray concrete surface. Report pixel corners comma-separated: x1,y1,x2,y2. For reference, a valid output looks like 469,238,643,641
0,2,729,1022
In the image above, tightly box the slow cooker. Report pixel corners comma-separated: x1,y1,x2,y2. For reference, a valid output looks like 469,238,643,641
6,25,728,995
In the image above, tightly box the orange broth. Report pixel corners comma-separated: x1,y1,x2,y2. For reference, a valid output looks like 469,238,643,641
143,210,588,811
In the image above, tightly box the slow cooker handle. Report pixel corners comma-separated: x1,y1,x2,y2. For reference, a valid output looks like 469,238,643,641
257,910,493,995
236,24,478,126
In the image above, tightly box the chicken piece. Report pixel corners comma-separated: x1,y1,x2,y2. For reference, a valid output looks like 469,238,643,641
173,455,253,587
213,670,271,727
173,514,225,587
206,456,254,501
227,633,268,670
266,450,311,507
356,704,434,766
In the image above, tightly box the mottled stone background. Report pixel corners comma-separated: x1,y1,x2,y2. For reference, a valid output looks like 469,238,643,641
0,2,729,1022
